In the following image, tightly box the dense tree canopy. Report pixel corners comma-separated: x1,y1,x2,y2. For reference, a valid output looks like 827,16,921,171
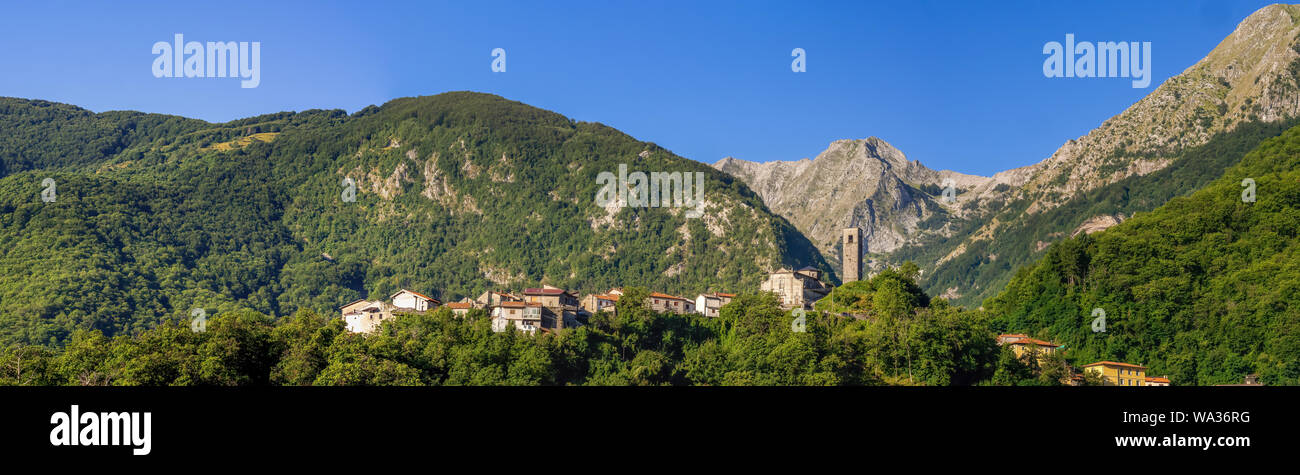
985,124,1300,385
0,270,1012,386
0,93,829,347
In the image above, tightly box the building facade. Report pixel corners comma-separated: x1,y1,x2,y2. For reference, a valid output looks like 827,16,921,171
760,267,832,310
647,292,695,314
491,301,543,333
523,286,580,329
842,227,863,283
390,289,440,312
341,300,394,334
1082,361,1147,386
581,293,619,316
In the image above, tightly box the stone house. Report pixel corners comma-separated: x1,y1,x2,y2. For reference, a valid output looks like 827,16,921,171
523,286,580,329
581,293,620,316
760,267,831,310
647,292,695,314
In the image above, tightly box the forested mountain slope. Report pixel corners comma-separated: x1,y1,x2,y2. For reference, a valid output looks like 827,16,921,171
986,123,1300,385
0,92,830,346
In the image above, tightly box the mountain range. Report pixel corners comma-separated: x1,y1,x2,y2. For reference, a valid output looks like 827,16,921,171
715,4,1300,306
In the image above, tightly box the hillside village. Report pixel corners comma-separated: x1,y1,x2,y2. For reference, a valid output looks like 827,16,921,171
342,286,738,335
338,227,1220,387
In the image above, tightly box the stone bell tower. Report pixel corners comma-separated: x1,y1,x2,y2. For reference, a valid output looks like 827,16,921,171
842,227,863,283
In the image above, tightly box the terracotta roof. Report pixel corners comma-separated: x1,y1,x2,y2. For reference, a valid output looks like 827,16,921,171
1145,377,1171,384
1082,361,1147,370
339,298,369,310
1007,337,1057,347
523,288,568,296
716,293,736,298
648,292,689,301
390,288,440,304
499,301,543,308
446,302,474,309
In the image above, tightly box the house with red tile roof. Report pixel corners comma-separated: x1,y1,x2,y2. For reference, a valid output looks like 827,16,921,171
1144,376,1171,386
581,293,620,316
522,285,580,329
1082,361,1148,386
446,301,475,317
647,292,695,314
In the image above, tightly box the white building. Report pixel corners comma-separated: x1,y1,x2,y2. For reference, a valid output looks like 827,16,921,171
694,292,735,318
341,299,393,334
390,289,440,311
491,301,543,334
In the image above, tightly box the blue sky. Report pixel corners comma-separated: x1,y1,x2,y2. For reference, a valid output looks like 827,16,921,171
0,0,1280,175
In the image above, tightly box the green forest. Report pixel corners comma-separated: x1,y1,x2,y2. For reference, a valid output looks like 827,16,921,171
985,124,1300,385
1,93,1298,386
0,93,828,348
0,272,1063,387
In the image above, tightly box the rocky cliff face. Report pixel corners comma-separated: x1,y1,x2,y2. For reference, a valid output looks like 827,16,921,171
715,137,1002,264
715,4,1300,304
1002,3,1300,215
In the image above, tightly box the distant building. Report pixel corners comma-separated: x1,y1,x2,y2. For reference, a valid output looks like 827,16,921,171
842,227,863,283
446,301,474,317
341,299,393,334
1082,361,1147,386
760,267,831,310
1144,376,1171,386
695,294,722,317
476,290,521,308
390,289,440,312
647,292,695,314
341,289,440,334
1215,374,1264,386
996,334,1060,361
491,301,542,333
340,298,375,316
523,286,581,329
694,292,735,318
581,293,620,315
